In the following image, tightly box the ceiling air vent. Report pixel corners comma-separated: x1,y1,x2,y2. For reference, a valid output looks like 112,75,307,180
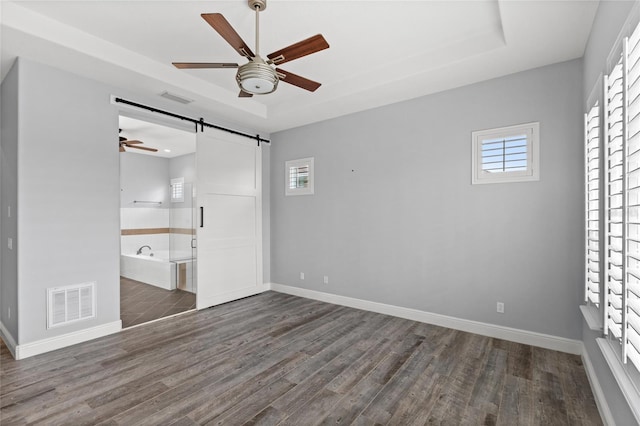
159,91,194,105
47,282,96,329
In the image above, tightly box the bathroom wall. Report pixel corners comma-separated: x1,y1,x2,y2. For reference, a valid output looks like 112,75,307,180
169,153,196,183
119,152,170,255
120,151,197,257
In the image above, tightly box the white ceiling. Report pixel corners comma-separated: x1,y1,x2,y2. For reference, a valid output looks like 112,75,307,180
1,0,599,134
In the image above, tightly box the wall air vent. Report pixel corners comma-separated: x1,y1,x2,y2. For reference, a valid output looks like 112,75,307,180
159,91,194,105
47,282,96,329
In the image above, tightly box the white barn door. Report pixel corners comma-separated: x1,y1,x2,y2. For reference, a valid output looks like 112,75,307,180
196,128,263,310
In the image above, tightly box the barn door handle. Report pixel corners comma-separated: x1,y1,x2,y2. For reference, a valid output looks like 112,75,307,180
200,206,204,228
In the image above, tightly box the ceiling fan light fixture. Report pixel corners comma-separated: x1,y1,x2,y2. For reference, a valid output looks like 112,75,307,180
236,61,278,95
174,1,328,96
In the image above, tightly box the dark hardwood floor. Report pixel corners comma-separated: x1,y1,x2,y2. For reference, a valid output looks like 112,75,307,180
0,292,601,425
120,277,196,328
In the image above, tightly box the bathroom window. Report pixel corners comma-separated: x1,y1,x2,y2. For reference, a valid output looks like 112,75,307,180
171,177,184,203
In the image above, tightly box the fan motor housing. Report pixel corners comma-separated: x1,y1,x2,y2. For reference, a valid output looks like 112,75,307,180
248,0,266,11
237,60,278,94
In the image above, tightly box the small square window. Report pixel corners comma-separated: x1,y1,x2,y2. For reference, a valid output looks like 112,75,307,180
472,122,540,184
171,177,184,202
286,157,314,196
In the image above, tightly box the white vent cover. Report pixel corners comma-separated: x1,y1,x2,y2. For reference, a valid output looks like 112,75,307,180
47,282,96,328
159,91,194,105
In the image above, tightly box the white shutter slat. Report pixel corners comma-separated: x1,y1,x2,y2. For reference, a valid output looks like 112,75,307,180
611,265,623,282
611,249,623,266
611,61,624,83
609,319,623,339
627,303,640,371
628,342,640,371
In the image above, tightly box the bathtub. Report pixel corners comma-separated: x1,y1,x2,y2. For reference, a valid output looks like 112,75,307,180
120,250,196,291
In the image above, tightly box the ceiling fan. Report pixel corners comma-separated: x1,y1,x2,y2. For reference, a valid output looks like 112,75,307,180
119,130,158,153
172,0,329,97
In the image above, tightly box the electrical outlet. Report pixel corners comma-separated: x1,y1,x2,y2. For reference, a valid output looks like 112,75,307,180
300,272,305,280
7,238,12,250
497,302,505,313
7,206,10,218
323,276,329,284
8,307,10,319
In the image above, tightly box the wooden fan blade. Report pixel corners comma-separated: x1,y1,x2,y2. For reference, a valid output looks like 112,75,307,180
201,13,255,58
276,68,321,92
128,145,158,152
173,62,238,69
119,145,126,152
267,34,329,65
239,90,253,98
124,140,143,145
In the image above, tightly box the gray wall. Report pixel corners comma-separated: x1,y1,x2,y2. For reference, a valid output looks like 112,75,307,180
0,61,19,342
582,1,637,424
18,57,121,344
120,152,170,209
271,58,584,339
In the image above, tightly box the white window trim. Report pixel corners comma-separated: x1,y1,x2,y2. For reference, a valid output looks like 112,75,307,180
597,338,640,423
285,157,314,196
471,122,540,185
581,304,604,331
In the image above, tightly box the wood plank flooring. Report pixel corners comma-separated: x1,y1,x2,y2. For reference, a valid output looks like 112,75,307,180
0,292,602,425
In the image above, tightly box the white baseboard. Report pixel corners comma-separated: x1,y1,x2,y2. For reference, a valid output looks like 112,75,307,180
269,283,582,355
581,342,616,426
0,320,18,359
14,320,122,360
197,284,270,310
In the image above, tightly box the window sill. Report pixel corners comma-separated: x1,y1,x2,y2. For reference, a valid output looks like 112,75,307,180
596,338,640,423
580,304,603,331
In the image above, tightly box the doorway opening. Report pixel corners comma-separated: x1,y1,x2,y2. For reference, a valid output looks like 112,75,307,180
118,114,197,328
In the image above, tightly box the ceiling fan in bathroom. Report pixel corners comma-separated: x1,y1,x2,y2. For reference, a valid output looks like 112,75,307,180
119,130,158,153
171,0,329,97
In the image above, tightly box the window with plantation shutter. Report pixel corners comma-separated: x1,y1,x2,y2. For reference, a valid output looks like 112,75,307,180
471,122,540,184
285,157,314,196
585,102,601,308
604,24,640,375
